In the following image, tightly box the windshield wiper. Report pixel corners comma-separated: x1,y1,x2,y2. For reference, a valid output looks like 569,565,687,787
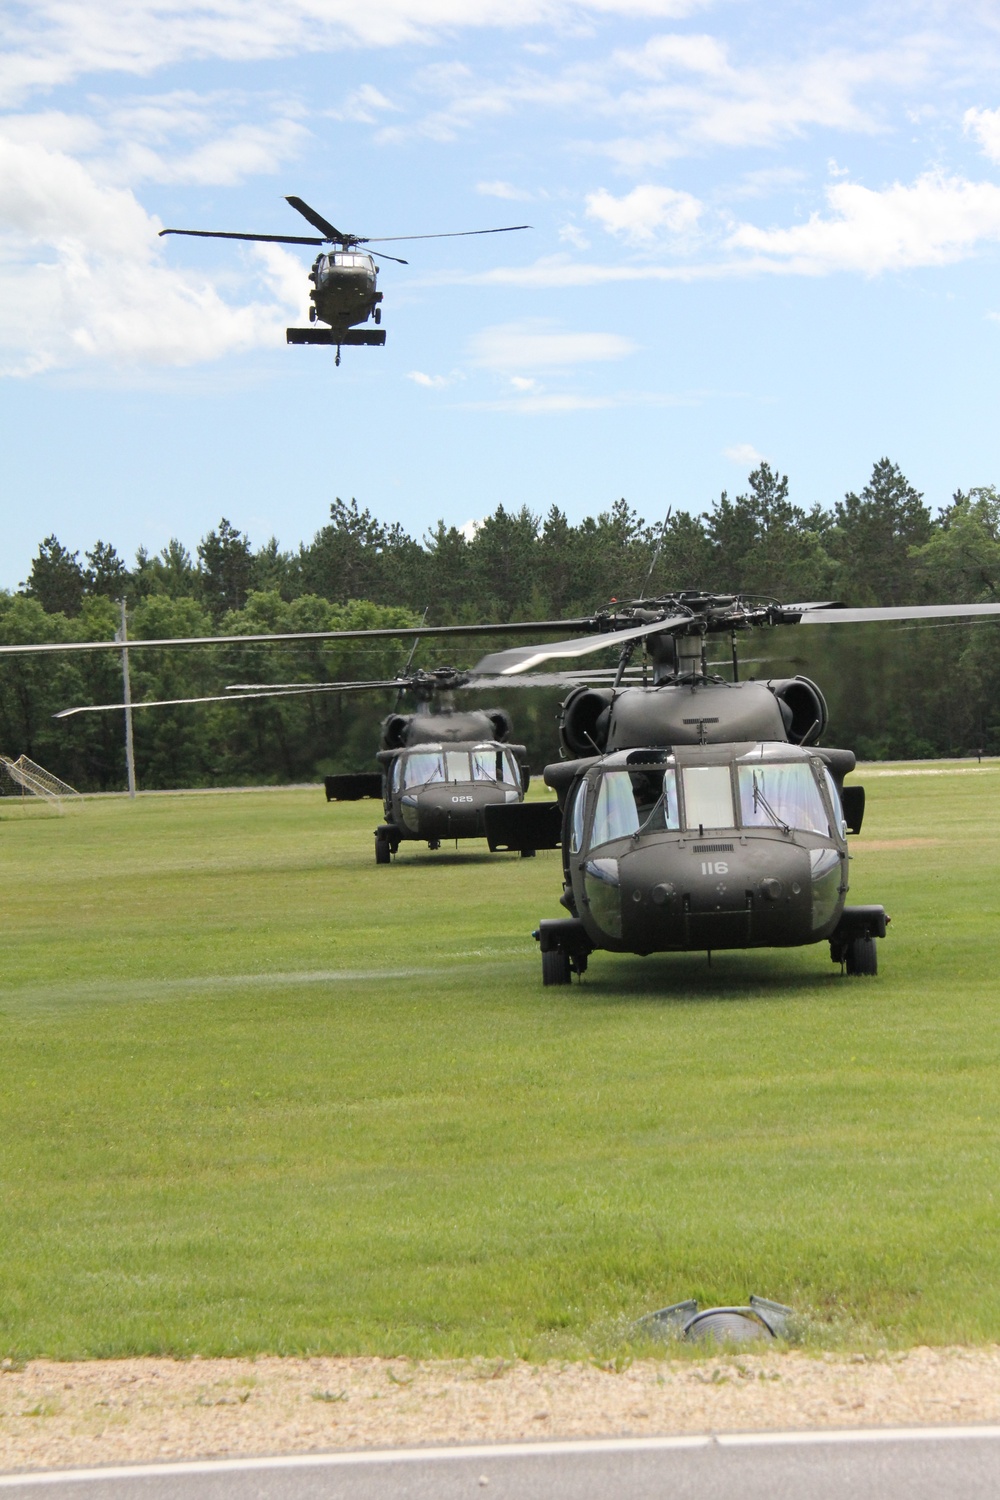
752,772,790,834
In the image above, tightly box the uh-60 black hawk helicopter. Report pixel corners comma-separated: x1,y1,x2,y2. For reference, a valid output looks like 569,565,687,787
238,664,540,863
466,590,1000,986
159,196,530,365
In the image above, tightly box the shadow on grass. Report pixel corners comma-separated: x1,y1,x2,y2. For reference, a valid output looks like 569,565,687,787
393,851,514,867
570,949,854,1006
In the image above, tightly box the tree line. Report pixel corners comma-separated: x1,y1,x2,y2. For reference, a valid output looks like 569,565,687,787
3,457,1000,791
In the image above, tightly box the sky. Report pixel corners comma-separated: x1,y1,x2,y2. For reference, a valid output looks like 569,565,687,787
2,0,1000,588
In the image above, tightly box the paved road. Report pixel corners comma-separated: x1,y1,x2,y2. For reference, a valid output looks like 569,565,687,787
3,1428,1000,1499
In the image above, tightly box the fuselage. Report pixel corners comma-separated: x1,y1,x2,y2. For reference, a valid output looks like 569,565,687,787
380,740,527,846
310,251,379,331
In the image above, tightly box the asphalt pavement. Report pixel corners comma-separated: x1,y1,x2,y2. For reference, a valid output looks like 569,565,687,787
3,1427,1000,1500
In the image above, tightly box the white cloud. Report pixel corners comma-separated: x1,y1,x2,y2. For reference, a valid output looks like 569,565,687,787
727,166,808,200
724,442,765,466
0,110,103,152
0,93,310,188
608,33,925,149
585,183,701,243
112,118,309,186
0,138,298,375
476,179,532,200
727,170,1000,275
0,0,711,104
471,320,636,369
459,517,483,540
328,84,398,123
965,106,1000,164
559,222,590,249
407,370,451,387
464,388,689,413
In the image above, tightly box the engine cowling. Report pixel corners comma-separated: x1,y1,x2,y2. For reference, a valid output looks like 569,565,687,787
559,686,614,757
766,676,828,745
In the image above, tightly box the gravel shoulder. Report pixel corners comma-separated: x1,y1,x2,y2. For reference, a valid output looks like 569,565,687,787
3,1348,1000,1472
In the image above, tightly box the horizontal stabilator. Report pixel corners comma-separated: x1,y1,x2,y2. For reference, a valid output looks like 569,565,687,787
286,328,387,346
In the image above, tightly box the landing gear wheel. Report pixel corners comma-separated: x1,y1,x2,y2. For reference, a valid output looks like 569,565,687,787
845,934,877,975
374,308,381,325
542,946,572,986
520,848,536,859
375,833,391,865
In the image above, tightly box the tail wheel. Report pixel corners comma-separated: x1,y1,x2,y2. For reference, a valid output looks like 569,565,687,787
375,833,391,865
542,946,572,986
845,934,877,975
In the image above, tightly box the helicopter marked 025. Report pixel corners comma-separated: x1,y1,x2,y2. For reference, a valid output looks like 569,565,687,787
319,667,541,864
159,196,530,367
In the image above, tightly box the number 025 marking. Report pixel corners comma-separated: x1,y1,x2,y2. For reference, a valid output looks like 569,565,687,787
700,861,729,875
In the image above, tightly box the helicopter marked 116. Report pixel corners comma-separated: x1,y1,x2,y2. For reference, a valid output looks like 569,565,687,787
473,590,974,984
159,197,530,366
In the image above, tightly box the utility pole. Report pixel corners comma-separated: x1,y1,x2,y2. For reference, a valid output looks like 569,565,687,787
117,598,136,799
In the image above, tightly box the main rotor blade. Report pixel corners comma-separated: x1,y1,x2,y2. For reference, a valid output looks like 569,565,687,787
285,196,343,240
462,673,581,690
54,686,342,718
159,229,324,245
225,678,404,693
799,602,1000,625
473,616,691,676
362,225,530,244
0,618,592,658
370,251,409,265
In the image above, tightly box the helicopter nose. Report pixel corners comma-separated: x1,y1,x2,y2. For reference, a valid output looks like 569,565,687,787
760,877,784,902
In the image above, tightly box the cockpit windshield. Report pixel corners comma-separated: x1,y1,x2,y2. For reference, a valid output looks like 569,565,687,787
583,751,834,847
736,758,830,835
331,251,372,270
400,750,471,788
471,747,519,786
589,767,680,848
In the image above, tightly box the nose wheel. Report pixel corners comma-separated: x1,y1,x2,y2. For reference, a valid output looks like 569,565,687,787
374,826,399,864
844,934,878,975
542,946,572,985
335,346,341,366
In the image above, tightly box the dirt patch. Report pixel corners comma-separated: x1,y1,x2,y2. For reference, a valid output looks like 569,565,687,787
4,1349,1000,1472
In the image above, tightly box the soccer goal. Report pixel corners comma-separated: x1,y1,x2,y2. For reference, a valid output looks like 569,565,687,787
0,754,82,812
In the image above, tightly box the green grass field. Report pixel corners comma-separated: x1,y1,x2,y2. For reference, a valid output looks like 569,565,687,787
2,766,1000,1360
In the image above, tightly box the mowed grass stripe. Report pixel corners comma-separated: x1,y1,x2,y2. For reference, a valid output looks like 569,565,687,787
1,772,999,1358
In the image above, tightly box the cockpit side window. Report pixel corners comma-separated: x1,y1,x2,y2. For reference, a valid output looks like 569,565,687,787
590,771,640,847
822,767,847,837
569,781,587,853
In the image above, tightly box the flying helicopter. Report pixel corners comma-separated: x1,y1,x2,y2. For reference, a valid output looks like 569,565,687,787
159,196,530,365
466,591,1000,985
